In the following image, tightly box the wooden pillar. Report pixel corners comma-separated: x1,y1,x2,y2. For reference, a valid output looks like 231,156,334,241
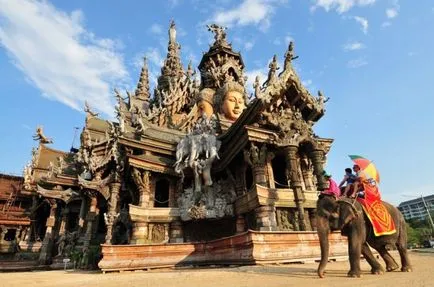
285,145,307,231
78,196,87,231
138,171,151,208
105,182,121,244
83,196,97,251
309,149,328,191
58,206,69,236
39,202,58,265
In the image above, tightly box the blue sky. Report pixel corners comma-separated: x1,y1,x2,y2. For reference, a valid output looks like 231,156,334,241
0,0,433,205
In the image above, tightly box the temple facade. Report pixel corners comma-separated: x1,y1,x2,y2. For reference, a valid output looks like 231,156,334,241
4,22,334,268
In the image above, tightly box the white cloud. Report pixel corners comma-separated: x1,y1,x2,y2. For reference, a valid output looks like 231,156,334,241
272,34,293,46
211,0,276,30
244,41,255,51
21,124,31,130
382,21,391,28
149,23,163,35
311,0,376,14
343,41,365,51
353,16,368,34
168,0,180,9
302,79,313,87
347,57,367,68
386,8,398,19
0,0,128,116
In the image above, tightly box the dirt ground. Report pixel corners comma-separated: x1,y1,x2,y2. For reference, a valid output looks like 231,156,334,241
0,250,432,287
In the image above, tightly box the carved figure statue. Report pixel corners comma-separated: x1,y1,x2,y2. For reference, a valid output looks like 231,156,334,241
33,126,53,144
169,20,176,44
56,231,79,257
56,233,67,256
283,41,299,72
131,105,147,134
186,60,195,79
174,114,221,196
207,24,228,46
317,90,330,109
263,55,280,88
253,75,261,98
23,163,32,188
84,101,99,117
214,81,247,122
196,88,215,118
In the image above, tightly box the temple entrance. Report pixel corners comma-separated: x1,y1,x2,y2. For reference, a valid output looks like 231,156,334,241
154,179,169,207
33,200,50,241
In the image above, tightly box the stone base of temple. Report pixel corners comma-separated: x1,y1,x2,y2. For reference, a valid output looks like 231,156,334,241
98,230,347,272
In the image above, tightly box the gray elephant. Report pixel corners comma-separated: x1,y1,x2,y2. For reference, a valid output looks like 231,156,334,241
316,194,412,278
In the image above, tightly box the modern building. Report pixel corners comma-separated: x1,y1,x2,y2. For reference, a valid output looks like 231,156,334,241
398,194,434,221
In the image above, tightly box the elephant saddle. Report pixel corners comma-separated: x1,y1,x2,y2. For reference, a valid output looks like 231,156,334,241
357,182,396,236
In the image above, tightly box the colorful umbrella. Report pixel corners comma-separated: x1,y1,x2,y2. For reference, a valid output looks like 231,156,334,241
348,155,380,183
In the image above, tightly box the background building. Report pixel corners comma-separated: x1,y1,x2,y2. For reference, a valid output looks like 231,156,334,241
398,195,434,221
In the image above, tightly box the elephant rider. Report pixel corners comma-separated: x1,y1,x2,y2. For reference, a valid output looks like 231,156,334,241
339,167,357,197
352,164,381,200
321,171,341,198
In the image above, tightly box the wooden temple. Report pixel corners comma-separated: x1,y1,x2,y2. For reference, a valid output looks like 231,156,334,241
1,22,346,270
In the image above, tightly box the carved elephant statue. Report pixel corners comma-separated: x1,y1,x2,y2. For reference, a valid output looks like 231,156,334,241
316,194,412,278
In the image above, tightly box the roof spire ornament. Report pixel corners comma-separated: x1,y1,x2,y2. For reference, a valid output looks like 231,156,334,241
262,55,280,88
283,41,299,72
33,125,53,144
207,24,230,49
84,101,99,118
169,19,176,45
158,20,184,90
135,57,150,102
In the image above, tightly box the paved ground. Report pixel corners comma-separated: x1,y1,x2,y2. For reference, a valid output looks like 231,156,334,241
0,250,433,287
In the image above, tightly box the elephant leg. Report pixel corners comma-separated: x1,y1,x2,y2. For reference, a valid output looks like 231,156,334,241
347,236,362,277
361,243,384,275
376,246,399,272
396,236,412,272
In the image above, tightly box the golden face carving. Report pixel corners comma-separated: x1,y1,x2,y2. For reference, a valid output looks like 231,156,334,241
198,100,214,118
221,90,245,121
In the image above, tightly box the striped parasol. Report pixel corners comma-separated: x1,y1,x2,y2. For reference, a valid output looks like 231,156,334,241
349,155,380,183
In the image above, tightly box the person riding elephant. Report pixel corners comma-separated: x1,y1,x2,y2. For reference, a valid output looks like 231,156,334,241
316,194,412,278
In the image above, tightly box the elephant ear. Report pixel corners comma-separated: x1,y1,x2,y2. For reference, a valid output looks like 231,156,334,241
338,201,358,227
317,196,339,218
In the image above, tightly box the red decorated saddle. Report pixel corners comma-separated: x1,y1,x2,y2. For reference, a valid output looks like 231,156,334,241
357,182,396,236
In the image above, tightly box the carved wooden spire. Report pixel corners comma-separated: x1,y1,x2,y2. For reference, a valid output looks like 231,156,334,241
135,57,150,102
158,20,184,91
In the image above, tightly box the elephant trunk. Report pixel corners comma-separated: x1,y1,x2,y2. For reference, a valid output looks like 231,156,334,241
317,215,330,278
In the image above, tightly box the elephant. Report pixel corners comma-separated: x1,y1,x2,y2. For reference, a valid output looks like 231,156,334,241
316,194,412,278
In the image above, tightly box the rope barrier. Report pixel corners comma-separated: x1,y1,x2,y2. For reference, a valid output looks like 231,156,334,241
273,180,290,188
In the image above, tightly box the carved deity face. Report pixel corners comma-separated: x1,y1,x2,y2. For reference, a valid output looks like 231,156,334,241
221,90,245,121
198,100,214,118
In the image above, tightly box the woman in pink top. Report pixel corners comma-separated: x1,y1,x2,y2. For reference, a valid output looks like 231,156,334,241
322,171,341,198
